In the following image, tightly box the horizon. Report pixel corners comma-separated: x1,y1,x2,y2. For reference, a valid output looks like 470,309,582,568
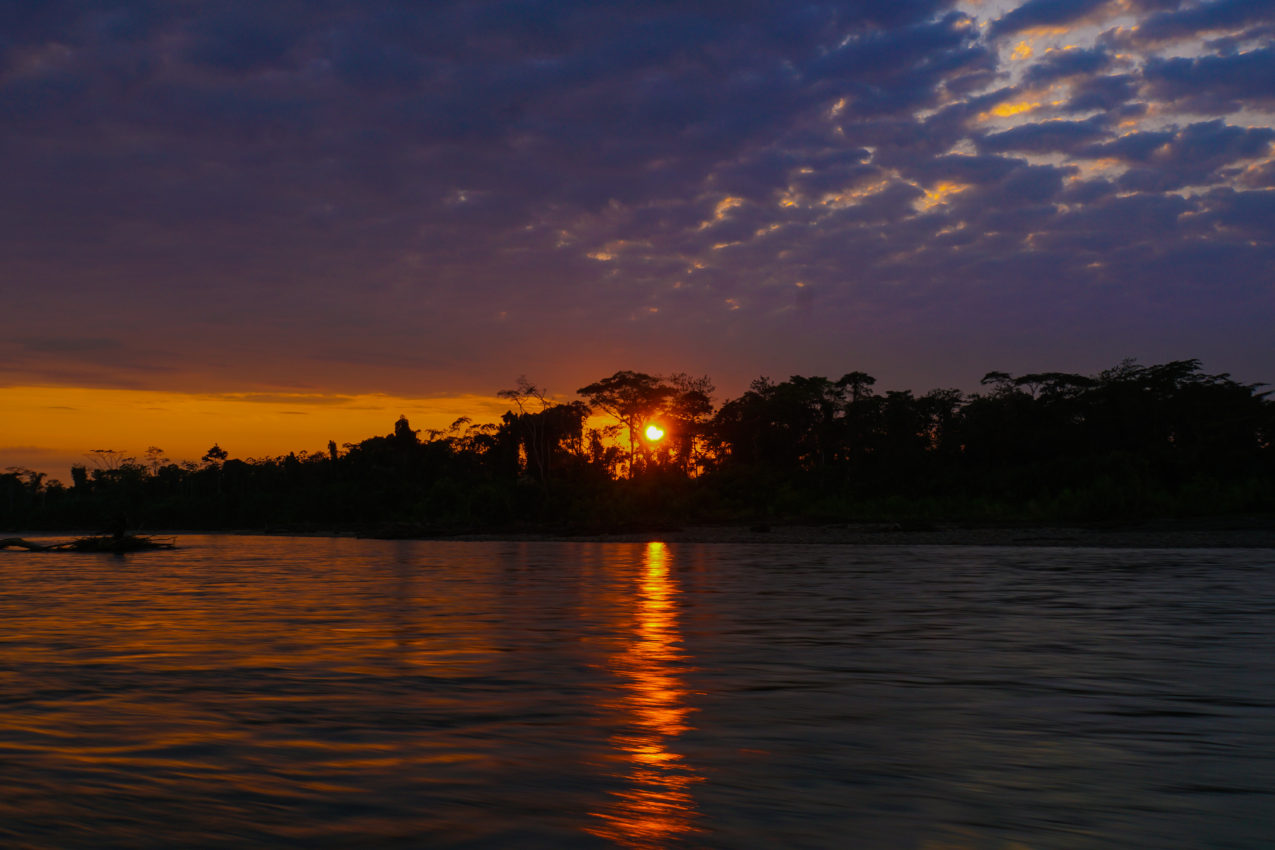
2,1,1273,481
5,353,1264,484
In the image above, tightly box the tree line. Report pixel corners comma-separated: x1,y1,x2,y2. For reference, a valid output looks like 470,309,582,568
3,359,1273,533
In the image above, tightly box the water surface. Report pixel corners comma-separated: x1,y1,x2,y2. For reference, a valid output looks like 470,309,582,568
1,536,1272,848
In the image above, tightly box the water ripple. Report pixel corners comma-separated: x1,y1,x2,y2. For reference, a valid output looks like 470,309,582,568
1,537,1272,848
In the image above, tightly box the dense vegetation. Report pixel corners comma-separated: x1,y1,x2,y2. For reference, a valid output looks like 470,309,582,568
4,359,1273,534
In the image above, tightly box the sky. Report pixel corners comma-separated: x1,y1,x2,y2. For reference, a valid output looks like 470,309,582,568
2,0,1274,478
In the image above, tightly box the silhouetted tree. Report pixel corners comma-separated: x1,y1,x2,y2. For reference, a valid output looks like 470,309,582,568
663,373,715,475
392,415,419,447
578,371,673,477
6,357,1270,533
201,444,228,466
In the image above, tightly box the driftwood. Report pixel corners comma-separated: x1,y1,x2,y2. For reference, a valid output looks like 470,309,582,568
0,535,176,553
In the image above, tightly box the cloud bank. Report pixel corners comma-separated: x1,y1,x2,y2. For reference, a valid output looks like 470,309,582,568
1,0,1271,397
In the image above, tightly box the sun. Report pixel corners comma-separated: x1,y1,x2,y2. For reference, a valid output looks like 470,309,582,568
644,423,665,442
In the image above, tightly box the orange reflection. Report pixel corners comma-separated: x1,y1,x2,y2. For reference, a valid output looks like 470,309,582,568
588,542,703,848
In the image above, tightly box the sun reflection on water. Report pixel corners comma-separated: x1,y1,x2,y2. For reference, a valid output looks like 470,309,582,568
588,541,703,848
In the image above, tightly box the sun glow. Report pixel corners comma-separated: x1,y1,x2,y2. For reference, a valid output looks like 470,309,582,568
645,424,665,442
0,386,514,481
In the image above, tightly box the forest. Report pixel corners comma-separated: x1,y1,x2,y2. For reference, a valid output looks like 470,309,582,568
3,359,1273,534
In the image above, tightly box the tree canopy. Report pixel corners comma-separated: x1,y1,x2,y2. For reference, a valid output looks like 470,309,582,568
4,359,1272,534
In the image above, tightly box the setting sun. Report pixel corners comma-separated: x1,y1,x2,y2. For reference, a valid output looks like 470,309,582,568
2,1,1274,847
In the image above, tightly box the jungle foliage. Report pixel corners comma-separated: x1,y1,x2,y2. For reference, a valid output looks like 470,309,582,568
4,360,1273,533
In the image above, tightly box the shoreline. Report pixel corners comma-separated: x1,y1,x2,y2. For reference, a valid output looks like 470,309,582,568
11,517,1275,549
269,516,1275,548
443,518,1275,548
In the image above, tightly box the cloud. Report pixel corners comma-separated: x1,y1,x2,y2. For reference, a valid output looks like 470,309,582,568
1143,47,1275,112
977,117,1111,154
989,0,1115,38
19,337,123,354
1090,120,1275,191
218,393,360,406
1062,73,1140,112
1024,46,1114,84
1201,187,1275,239
0,0,1272,403
1232,158,1275,188
182,7,300,73
1104,0,1275,47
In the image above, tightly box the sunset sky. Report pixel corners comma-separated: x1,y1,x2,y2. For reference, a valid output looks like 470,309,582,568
3,0,1274,479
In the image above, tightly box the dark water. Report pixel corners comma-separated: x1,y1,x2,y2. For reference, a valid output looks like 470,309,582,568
1,537,1272,849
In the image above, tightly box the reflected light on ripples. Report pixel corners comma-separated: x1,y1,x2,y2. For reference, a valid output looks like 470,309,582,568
587,542,703,848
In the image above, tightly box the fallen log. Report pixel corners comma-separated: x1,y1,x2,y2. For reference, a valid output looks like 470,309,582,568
0,535,176,553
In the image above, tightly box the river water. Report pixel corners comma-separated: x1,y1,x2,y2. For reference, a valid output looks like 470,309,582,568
0,536,1271,849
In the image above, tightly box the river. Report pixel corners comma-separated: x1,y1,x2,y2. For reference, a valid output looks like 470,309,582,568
1,536,1272,848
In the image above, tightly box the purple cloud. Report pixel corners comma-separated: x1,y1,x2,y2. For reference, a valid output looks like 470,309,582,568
0,0,1271,403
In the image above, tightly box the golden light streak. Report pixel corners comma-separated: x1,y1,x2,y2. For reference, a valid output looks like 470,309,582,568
1235,156,1275,185
817,177,892,208
916,181,972,211
986,101,1041,119
697,196,745,230
1011,41,1033,60
1018,25,1072,37
588,239,633,262
712,196,743,219
779,174,894,213
587,542,703,848
1066,156,1126,182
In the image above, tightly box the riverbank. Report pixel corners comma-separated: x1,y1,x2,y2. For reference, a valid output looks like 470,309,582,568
442,516,1275,548
11,516,1275,549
